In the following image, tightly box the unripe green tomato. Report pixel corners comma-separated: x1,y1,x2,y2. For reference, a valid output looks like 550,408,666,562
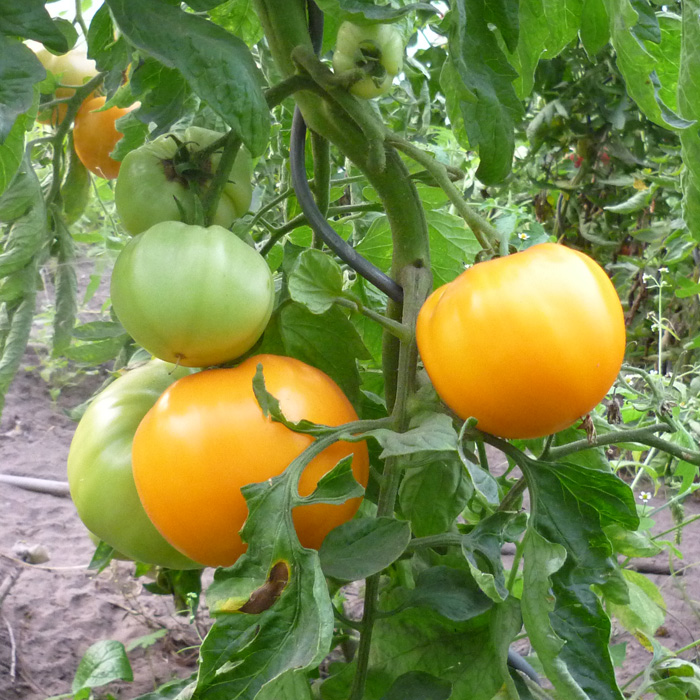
332,21,404,99
67,360,200,569
114,126,253,235
110,222,275,367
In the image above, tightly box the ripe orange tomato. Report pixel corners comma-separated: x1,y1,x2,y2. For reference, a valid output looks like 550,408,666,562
416,242,626,439
73,96,136,179
33,47,98,126
132,354,369,568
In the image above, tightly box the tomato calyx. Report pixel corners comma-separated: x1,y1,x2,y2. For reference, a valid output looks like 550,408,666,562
160,135,215,189
353,41,388,82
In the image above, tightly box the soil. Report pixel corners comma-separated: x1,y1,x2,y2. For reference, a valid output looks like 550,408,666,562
0,271,699,699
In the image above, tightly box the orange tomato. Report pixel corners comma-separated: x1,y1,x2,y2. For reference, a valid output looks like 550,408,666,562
132,355,369,568
416,242,626,439
73,96,136,179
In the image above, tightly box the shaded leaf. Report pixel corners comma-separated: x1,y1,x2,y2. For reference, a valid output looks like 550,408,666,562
445,0,524,184
319,517,410,581
405,566,493,622
399,453,471,537
0,0,69,53
106,0,269,155
0,37,46,143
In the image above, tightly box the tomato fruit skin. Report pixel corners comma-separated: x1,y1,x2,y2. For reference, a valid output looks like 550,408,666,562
67,360,200,569
332,21,404,99
73,96,136,180
114,126,253,235
416,243,626,439
110,222,274,367
132,354,370,568
33,47,98,125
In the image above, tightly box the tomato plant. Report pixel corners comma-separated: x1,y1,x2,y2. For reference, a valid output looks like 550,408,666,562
332,20,404,99
110,221,274,367
131,354,369,568
33,46,97,125
73,96,136,179
114,126,253,234
7,2,700,699
66,360,199,570
416,243,626,439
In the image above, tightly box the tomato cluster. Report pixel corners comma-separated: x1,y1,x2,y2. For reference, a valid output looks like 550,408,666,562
67,123,369,570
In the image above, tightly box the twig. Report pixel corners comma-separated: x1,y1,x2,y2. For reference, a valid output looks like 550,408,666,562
0,475,70,497
0,569,21,608
3,614,17,682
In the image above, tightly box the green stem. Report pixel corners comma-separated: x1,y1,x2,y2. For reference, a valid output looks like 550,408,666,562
264,73,321,108
653,513,700,541
546,424,700,466
348,266,431,700
506,540,524,592
201,132,241,226
386,134,498,252
334,297,412,344
74,0,89,36
46,72,106,207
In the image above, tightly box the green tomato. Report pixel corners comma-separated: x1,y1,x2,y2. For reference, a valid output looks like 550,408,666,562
332,21,404,99
110,222,275,367
67,360,200,570
114,126,253,235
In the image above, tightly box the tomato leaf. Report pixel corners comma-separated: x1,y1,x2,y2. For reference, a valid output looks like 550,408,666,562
319,517,411,581
366,413,459,458
106,0,270,156
288,249,345,314
404,566,493,622
0,0,69,53
444,0,524,184
520,459,638,699
256,670,315,700
274,302,370,404
71,639,133,694
380,671,452,700
461,511,517,603
199,471,334,699
86,4,129,73
0,157,48,276
52,220,78,357
321,595,521,699
0,37,46,143
300,455,365,506
399,453,472,537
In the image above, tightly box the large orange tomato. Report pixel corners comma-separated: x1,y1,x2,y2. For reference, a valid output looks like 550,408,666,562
416,242,626,439
73,96,136,179
132,355,369,568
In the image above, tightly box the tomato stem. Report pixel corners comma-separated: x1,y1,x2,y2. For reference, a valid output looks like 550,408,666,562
201,131,241,226
386,134,498,252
